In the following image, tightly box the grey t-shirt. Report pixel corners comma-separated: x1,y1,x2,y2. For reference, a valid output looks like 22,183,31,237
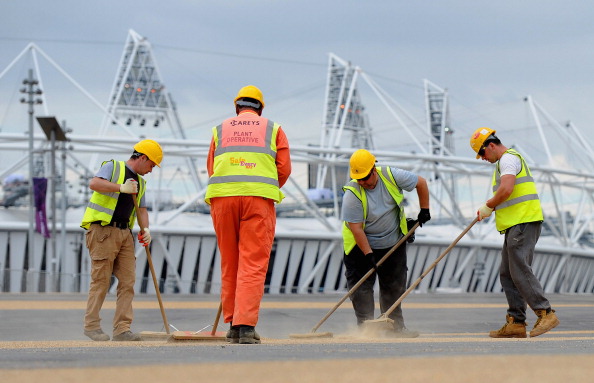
341,167,417,249
96,161,146,207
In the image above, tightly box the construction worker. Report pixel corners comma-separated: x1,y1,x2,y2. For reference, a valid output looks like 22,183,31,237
342,149,431,337
205,85,291,344
470,127,559,338
81,139,163,341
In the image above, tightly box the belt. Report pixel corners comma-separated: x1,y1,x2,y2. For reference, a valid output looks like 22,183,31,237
92,221,129,229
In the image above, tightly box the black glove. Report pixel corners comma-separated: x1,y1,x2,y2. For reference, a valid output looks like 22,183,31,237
417,208,431,227
365,252,379,272
406,218,416,243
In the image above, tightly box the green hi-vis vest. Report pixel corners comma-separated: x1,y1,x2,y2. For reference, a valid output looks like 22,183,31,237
204,115,284,204
80,160,146,230
342,166,409,255
492,149,543,232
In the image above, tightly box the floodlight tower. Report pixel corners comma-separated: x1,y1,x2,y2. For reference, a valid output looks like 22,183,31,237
314,53,373,189
424,79,453,156
99,29,203,190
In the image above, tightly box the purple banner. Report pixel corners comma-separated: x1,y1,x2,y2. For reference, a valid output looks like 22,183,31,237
33,177,50,238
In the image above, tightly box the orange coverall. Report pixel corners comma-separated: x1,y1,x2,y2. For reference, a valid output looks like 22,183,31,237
207,110,291,326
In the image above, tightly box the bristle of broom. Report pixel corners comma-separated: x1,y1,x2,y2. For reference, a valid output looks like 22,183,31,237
288,331,333,339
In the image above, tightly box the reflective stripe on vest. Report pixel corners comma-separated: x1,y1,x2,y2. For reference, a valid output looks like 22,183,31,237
341,166,408,255
80,160,146,230
492,149,543,232
205,115,284,203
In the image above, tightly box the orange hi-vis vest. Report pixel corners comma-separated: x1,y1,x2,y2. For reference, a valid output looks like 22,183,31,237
205,112,284,204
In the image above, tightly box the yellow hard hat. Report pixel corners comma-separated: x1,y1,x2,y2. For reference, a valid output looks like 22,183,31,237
234,85,265,108
134,139,163,167
349,149,376,179
470,127,496,159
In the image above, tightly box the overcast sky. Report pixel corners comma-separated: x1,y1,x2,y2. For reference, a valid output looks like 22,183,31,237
1,0,593,163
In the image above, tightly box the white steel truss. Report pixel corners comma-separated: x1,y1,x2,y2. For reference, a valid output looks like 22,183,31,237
1,37,594,295
98,29,204,191
315,53,373,189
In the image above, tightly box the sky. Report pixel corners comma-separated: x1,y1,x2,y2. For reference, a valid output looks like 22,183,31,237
1,1,594,198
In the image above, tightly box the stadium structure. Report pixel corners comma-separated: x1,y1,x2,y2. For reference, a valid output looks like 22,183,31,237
1,30,594,295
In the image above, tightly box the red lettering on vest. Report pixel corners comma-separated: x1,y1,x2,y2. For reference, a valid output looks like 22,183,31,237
221,116,268,148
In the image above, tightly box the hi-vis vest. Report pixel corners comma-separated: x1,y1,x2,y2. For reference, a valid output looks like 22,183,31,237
204,113,284,204
80,160,146,230
493,149,543,232
342,166,409,255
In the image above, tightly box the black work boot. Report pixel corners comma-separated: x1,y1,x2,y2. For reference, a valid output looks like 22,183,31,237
226,325,240,344
239,325,261,344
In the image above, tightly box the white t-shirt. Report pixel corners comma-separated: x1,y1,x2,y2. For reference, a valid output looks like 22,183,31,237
498,152,521,176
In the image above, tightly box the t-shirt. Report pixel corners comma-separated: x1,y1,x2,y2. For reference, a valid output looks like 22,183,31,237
95,161,145,223
498,152,521,176
341,167,417,249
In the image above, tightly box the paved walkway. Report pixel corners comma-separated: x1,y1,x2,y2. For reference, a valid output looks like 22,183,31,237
1,293,593,382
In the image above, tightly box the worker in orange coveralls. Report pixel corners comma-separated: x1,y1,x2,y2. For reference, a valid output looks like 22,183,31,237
205,85,291,344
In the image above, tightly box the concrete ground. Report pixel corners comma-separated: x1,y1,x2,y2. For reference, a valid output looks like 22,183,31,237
0,292,593,382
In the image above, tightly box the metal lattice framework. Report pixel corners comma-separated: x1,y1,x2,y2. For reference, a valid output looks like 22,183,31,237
315,53,373,189
1,36,594,294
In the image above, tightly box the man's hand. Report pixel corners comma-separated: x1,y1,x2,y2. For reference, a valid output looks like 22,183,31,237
365,252,379,272
120,178,138,194
138,228,151,247
477,204,494,221
417,208,431,226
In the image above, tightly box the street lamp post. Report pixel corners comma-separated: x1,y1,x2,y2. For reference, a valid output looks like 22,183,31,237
37,117,68,292
20,69,43,291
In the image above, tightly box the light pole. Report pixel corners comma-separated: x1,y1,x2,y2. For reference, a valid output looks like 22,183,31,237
20,69,43,291
37,117,68,292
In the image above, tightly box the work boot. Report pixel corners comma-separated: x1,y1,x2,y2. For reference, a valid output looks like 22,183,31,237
112,330,142,341
226,325,240,344
489,315,527,338
239,326,261,344
84,329,110,341
530,309,559,337
391,327,420,338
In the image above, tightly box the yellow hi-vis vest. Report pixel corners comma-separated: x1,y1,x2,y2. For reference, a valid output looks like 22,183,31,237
80,160,146,230
342,166,409,255
204,114,284,204
492,149,543,233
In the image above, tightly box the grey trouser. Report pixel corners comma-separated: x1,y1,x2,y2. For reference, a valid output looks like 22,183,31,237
500,221,550,322
343,243,408,330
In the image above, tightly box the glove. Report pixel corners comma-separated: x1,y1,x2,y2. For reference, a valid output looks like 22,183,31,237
417,208,431,227
119,178,138,194
138,228,151,247
365,252,379,272
477,204,494,221
406,218,416,243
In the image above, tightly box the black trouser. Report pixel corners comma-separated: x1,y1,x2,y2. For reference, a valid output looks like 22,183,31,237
343,243,408,330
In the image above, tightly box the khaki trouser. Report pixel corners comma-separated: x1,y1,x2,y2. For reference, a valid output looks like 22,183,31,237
84,224,136,336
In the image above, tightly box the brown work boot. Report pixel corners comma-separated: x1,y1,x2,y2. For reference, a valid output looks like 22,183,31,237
489,315,527,338
530,309,559,337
